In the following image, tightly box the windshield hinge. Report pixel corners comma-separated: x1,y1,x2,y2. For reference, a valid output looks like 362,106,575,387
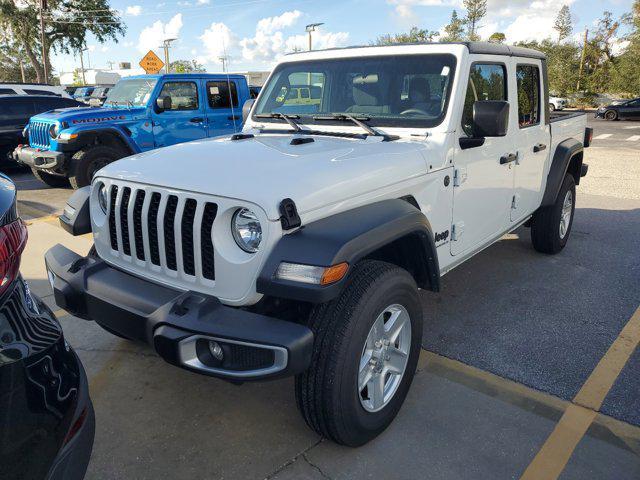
279,198,301,230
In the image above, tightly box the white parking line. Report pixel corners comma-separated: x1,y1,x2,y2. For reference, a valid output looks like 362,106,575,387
593,134,613,140
626,135,640,142
623,126,640,130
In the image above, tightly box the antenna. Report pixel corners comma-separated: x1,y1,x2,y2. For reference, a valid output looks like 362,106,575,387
221,39,237,133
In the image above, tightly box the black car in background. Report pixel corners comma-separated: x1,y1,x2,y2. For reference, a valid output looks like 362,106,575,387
0,95,84,169
0,173,94,480
595,97,640,120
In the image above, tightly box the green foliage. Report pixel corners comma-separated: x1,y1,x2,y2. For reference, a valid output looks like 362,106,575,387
374,27,437,45
170,59,206,74
488,32,506,44
463,0,487,41
554,5,573,43
441,10,465,42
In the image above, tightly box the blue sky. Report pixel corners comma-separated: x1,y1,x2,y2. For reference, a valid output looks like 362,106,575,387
51,0,635,75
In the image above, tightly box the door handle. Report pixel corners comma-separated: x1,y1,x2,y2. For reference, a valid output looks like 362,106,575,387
500,153,518,165
533,143,547,152
190,117,205,123
228,115,241,121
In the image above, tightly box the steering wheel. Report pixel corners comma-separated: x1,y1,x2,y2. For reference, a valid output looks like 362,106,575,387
400,108,429,116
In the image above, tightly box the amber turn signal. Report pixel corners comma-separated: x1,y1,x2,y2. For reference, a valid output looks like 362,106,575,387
320,262,349,285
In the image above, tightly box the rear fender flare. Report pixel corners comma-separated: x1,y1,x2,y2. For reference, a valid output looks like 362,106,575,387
541,139,583,207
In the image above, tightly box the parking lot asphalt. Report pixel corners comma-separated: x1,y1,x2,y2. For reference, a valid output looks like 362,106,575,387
13,116,640,479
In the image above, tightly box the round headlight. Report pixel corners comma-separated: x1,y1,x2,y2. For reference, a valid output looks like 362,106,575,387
97,183,108,214
49,124,59,138
232,208,262,253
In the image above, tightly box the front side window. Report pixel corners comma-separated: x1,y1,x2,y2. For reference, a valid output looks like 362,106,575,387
105,79,158,107
207,81,238,109
516,65,541,128
461,63,507,136
253,54,457,128
158,82,198,111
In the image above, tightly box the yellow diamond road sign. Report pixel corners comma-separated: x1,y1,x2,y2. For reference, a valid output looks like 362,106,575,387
139,50,164,74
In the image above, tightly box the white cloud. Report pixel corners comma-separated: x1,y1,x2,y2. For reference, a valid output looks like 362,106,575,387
502,1,577,43
197,0,210,4
125,5,142,16
138,14,183,53
199,22,238,64
256,10,302,34
284,30,350,54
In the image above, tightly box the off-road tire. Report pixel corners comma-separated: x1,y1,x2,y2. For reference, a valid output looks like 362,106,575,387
549,103,556,111
295,260,423,446
31,168,70,188
69,146,124,189
604,109,618,121
531,174,576,254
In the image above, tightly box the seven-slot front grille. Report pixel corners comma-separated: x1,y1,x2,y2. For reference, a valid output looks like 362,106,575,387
29,121,53,149
107,186,218,281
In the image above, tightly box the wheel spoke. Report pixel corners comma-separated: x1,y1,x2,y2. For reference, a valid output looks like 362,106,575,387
368,374,386,410
368,313,385,348
384,307,409,343
358,351,374,391
385,347,408,375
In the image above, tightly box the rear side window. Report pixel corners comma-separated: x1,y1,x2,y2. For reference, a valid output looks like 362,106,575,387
0,88,17,95
158,81,198,110
207,81,239,109
24,89,59,96
516,65,541,128
462,63,507,136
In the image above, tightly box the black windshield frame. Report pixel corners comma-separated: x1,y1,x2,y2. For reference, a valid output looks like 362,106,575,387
253,54,457,129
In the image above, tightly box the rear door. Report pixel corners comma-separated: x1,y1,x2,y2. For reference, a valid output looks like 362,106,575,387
510,61,551,222
450,60,516,256
621,99,640,119
203,79,242,137
151,80,207,148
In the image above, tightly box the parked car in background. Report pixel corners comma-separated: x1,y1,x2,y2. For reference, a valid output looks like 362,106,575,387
595,97,640,121
65,86,78,96
0,95,83,170
87,87,112,107
72,87,96,103
15,73,252,189
249,85,262,99
0,174,94,480
549,96,568,111
0,83,71,98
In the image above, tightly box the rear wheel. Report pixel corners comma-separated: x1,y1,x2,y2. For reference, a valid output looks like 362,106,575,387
69,146,124,189
604,109,618,121
531,174,576,254
549,103,556,111
295,260,423,446
31,168,70,188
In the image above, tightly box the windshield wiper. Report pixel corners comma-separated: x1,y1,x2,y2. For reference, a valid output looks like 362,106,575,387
313,114,398,141
255,113,303,132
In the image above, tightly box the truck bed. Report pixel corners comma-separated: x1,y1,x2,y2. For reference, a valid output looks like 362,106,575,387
549,110,587,155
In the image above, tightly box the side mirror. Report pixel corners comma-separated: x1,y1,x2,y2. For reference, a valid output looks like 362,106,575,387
242,99,255,123
156,96,172,112
472,100,509,137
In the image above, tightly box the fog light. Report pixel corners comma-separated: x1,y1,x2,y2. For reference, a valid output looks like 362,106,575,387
209,341,224,361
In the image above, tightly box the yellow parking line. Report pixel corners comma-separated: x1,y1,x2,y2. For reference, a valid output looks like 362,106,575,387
24,213,58,225
520,305,640,480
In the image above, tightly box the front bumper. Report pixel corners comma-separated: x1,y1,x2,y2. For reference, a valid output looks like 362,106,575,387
13,145,64,169
44,244,314,381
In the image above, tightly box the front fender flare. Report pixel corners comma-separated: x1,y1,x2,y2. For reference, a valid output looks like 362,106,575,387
60,126,139,155
257,199,440,303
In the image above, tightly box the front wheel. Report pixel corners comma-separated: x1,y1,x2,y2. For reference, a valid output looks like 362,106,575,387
604,110,618,121
295,260,423,446
531,174,576,254
31,168,70,188
69,146,124,189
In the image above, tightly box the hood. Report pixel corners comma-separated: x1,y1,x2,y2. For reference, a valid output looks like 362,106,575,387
31,106,145,125
96,134,429,220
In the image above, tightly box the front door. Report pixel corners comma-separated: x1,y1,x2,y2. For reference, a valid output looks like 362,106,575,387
621,99,640,120
203,79,242,137
451,60,516,256
510,62,551,222
152,80,207,148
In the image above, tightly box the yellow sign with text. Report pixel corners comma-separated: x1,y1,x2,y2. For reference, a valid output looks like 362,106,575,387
139,50,164,74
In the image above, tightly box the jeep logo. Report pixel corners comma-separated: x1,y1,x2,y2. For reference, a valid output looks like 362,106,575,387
435,230,449,243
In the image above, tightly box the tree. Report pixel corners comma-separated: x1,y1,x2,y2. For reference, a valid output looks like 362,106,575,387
488,32,506,44
374,27,437,45
463,0,487,41
441,10,465,42
554,5,573,43
170,59,206,74
0,0,125,83
610,1,640,95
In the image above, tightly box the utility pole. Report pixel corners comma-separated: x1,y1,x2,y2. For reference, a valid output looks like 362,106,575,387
218,56,228,73
39,0,48,83
107,61,115,70
161,38,177,74
577,29,588,91
79,48,87,85
305,23,324,51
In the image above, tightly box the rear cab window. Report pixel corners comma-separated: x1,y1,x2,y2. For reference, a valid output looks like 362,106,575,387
461,63,507,136
0,88,17,95
516,65,541,128
207,81,239,109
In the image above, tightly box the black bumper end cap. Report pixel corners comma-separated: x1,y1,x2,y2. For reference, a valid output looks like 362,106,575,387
581,163,588,177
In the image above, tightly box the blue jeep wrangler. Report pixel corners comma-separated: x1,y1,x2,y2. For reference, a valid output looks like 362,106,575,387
15,73,250,188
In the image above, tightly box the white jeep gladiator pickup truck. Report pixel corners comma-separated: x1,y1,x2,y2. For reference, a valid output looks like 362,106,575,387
45,42,591,446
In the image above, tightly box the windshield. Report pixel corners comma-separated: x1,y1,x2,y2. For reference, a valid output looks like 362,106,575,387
254,54,457,128
105,78,158,107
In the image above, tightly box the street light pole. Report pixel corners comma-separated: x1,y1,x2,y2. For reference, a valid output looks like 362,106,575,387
161,38,177,74
79,48,87,85
305,23,324,51
218,56,228,73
